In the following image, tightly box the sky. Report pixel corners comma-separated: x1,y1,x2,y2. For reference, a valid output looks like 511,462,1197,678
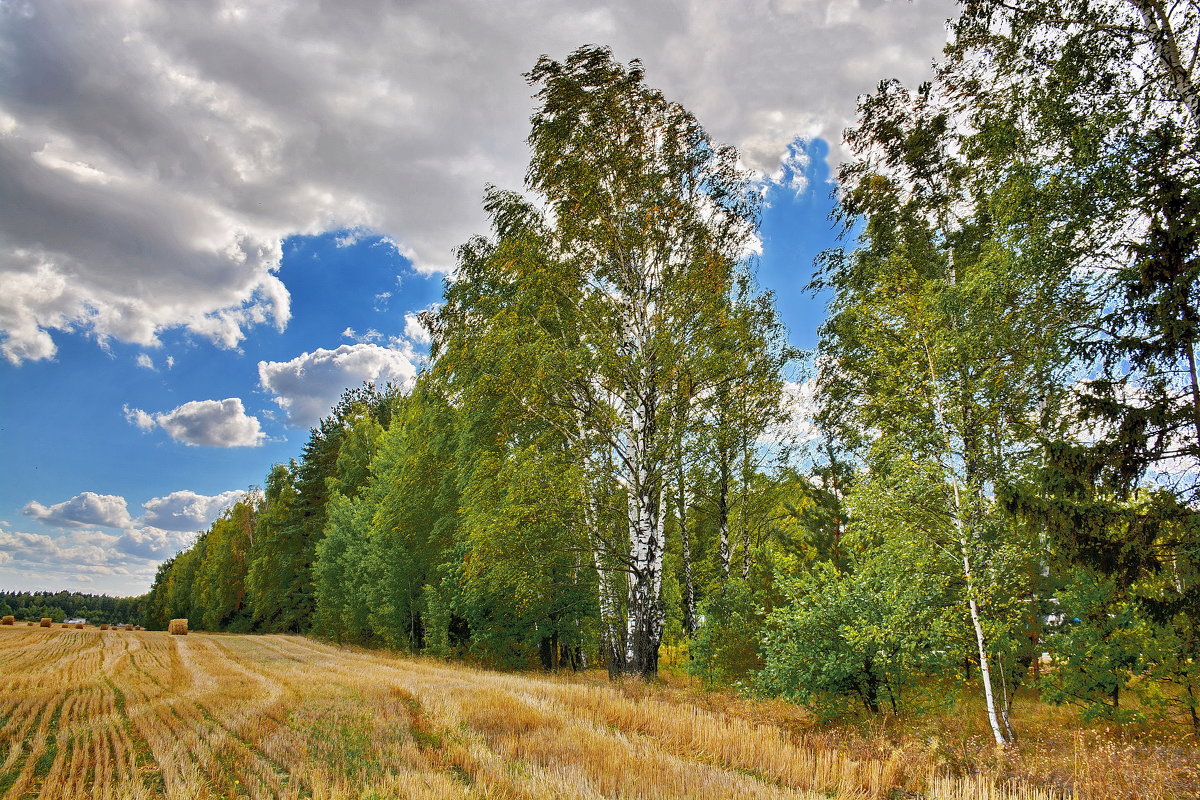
0,0,957,596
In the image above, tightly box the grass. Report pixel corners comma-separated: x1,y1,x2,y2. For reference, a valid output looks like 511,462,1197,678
0,626,1194,799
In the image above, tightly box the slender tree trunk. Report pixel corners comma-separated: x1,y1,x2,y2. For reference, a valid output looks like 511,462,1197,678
962,539,1010,746
1185,339,1200,454
740,435,752,581
922,336,1011,746
677,472,697,633
1127,0,1200,127
717,443,731,583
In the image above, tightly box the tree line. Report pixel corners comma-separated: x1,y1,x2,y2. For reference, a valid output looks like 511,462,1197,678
0,590,142,625
144,0,1199,743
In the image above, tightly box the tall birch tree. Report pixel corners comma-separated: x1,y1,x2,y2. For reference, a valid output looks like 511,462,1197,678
432,46,782,676
815,79,1087,744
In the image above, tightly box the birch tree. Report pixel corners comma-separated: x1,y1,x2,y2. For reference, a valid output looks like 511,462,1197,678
432,46,783,677
815,79,1087,744
947,4,1200,733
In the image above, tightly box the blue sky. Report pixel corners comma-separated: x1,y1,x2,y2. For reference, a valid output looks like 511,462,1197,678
0,1,952,595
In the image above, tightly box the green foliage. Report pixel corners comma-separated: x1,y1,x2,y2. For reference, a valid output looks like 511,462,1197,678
363,377,461,651
246,462,308,632
312,491,374,643
688,579,764,689
1040,572,1146,722
758,516,963,719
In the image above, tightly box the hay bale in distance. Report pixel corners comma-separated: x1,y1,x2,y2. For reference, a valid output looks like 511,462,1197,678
39,618,52,627
100,624,110,630
62,623,71,628
26,621,34,626
168,619,188,636
0,615,13,625
74,623,84,629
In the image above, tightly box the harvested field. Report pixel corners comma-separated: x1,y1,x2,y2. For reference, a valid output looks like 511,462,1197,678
0,625,1178,800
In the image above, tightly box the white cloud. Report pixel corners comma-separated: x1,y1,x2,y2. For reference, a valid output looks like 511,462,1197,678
125,398,265,447
140,489,243,531
258,343,417,427
136,353,155,370
23,491,133,529
0,0,953,363
404,310,434,346
115,527,197,560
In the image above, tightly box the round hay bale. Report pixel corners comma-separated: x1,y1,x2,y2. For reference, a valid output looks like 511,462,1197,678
168,618,188,636
39,618,52,627
100,624,110,630
74,623,84,629
26,621,35,626
0,615,14,625
61,622,71,628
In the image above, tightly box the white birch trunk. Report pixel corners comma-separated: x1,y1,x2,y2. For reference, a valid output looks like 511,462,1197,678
923,338,1011,746
1127,0,1200,128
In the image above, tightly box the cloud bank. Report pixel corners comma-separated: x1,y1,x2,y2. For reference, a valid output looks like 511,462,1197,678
0,0,953,364
140,489,244,532
5,486,248,592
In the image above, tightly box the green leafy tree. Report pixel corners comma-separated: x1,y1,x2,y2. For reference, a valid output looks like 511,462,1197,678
194,494,259,631
811,74,1086,742
246,462,307,632
945,0,1200,735
432,45,784,677
363,377,461,650
313,408,385,642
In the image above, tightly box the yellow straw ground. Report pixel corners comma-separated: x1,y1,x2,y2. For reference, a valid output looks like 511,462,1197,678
0,625,1062,800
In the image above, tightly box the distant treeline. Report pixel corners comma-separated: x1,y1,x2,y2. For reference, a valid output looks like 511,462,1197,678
0,590,142,625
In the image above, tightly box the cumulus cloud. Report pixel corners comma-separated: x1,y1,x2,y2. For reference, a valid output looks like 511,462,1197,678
23,491,133,529
0,0,952,363
125,398,265,447
141,489,244,531
135,353,155,370
258,343,417,427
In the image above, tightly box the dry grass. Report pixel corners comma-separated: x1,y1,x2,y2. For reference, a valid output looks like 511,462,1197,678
168,619,188,636
0,626,1194,800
